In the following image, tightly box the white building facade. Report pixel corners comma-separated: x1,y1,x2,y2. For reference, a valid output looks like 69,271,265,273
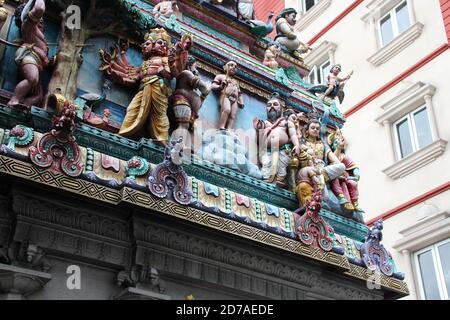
288,0,450,300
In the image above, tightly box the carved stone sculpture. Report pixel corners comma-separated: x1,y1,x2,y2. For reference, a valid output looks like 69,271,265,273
148,137,192,205
211,60,244,131
29,94,84,177
100,28,187,144
360,220,398,278
308,64,353,103
275,8,311,60
253,93,301,188
295,191,334,251
263,43,281,70
153,0,179,18
328,129,362,213
294,114,345,206
6,0,49,108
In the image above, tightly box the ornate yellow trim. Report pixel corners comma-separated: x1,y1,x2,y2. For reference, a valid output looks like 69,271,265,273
345,264,409,295
0,154,408,294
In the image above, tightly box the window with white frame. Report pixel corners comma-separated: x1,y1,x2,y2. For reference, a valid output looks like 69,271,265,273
375,82,447,180
378,0,412,46
307,59,331,85
393,105,433,160
301,0,320,13
414,239,450,300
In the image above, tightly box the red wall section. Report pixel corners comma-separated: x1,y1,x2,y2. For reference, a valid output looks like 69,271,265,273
440,0,450,44
254,0,285,39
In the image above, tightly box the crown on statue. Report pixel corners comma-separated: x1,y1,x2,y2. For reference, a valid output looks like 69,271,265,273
144,28,172,46
306,110,322,124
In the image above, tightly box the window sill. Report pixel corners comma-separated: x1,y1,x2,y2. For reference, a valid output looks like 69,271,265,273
368,22,424,67
295,0,332,32
382,139,447,180
393,211,450,252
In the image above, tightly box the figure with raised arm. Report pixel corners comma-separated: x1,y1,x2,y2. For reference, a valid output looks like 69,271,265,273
7,0,49,108
100,28,187,144
309,64,353,103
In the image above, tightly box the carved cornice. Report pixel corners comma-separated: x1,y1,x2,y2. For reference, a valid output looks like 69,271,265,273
133,220,321,288
0,154,409,296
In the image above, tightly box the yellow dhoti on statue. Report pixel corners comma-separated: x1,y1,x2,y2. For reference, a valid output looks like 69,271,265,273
119,76,170,142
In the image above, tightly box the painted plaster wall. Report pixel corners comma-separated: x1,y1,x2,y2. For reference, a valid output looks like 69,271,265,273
373,190,450,300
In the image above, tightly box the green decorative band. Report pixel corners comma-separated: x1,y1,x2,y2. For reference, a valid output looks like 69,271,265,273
254,200,262,222
191,177,199,201
224,189,232,213
85,148,94,172
282,208,291,231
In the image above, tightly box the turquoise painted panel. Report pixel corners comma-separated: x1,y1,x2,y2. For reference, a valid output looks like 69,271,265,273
182,15,241,48
195,70,267,164
78,36,143,113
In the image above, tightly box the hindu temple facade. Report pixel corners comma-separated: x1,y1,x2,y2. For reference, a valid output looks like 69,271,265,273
0,0,408,300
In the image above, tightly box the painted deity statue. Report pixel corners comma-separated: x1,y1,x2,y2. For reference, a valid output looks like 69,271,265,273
169,55,210,136
7,0,49,108
296,150,325,204
309,64,353,103
100,28,186,144
153,1,179,18
295,117,345,206
328,129,362,212
253,94,301,188
263,43,281,70
237,0,255,21
211,61,244,131
275,8,311,60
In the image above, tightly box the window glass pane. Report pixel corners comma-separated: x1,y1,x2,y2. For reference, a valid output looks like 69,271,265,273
396,118,414,158
418,250,441,299
413,108,433,149
438,242,450,298
305,0,317,11
380,14,394,45
320,61,331,84
396,1,411,34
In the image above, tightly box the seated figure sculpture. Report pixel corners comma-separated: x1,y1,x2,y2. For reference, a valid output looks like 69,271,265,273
275,8,311,60
237,0,255,21
294,115,346,206
211,61,245,131
328,129,362,212
153,1,179,18
296,150,325,205
253,94,301,189
309,64,353,103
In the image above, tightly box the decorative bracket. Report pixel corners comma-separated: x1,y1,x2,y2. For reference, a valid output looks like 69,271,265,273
359,219,396,277
29,99,84,177
295,192,334,251
148,138,192,205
